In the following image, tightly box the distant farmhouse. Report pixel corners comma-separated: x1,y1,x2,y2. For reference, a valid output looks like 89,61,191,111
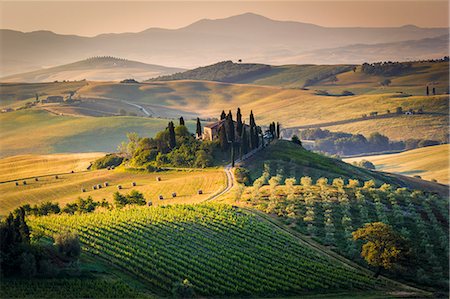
202,119,249,141
42,96,64,104
1,108,13,113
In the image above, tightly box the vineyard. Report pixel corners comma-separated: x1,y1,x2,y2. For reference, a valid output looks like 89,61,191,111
241,176,449,291
29,204,387,297
0,278,145,298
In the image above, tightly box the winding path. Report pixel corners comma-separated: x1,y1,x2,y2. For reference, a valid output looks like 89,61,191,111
123,100,151,116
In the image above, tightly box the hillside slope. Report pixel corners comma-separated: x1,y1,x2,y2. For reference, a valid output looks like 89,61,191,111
1,57,184,82
241,140,447,195
344,144,449,184
0,109,194,157
29,204,389,297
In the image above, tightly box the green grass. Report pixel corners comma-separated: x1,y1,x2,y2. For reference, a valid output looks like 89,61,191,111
242,140,406,186
0,81,87,108
0,109,195,157
29,203,387,297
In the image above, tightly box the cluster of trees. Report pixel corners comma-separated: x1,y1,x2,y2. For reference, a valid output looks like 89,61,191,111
361,61,412,76
92,154,123,169
268,122,281,139
153,61,271,83
0,208,81,278
299,128,440,156
303,66,353,87
21,197,111,217
352,160,376,170
113,190,146,208
118,119,215,169
218,109,262,158
120,79,139,84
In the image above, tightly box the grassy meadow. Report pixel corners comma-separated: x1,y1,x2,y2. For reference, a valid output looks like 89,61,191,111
0,109,195,157
0,152,104,182
0,153,226,214
344,144,449,184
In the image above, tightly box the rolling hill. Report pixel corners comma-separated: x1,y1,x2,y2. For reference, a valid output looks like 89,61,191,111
344,144,449,185
28,204,392,297
0,109,195,157
1,13,448,76
239,140,448,196
0,57,185,83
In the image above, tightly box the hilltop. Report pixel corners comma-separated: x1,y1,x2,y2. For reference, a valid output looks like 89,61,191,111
1,13,448,75
0,56,184,82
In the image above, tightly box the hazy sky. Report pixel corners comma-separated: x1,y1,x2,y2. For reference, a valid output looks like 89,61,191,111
0,1,448,36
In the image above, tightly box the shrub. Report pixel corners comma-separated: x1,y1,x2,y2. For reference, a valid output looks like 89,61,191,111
235,167,250,185
92,154,123,169
171,279,195,298
54,232,81,262
356,160,376,170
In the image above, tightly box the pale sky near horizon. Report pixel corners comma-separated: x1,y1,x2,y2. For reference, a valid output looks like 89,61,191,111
0,1,448,36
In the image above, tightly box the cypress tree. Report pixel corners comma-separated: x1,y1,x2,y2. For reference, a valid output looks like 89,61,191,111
432,87,436,95
276,122,281,139
255,126,260,148
218,125,228,151
241,128,248,156
220,110,226,120
168,121,176,149
226,111,235,142
249,110,256,128
236,108,243,137
196,117,202,138
179,116,185,126
249,125,255,150
426,86,429,96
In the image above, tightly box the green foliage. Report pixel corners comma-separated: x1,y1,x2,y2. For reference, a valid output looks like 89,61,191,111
352,222,407,275
291,135,302,146
30,204,381,297
152,61,272,83
54,231,81,262
234,167,250,185
171,279,195,298
354,160,376,170
361,61,412,76
0,278,142,298
246,180,449,290
92,154,123,169
113,190,146,208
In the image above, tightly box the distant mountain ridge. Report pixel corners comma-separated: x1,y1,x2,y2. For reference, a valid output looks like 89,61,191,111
1,13,448,76
0,56,185,82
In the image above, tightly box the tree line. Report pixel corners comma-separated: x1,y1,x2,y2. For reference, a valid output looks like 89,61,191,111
299,128,441,156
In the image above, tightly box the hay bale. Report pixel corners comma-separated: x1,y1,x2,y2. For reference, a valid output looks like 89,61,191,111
147,201,153,206
97,184,102,189
132,182,136,186
71,170,74,173
111,166,115,170
159,195,164,200
93,185,97,190
107,167,111,170
104,182,109,187
117,185,122,190
156,177,161,181
55,175,59,179
35,177,39,182
198,189,203,195
172,192,177,198
15,181,19,186
81,188,86,192
22,181,27,185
